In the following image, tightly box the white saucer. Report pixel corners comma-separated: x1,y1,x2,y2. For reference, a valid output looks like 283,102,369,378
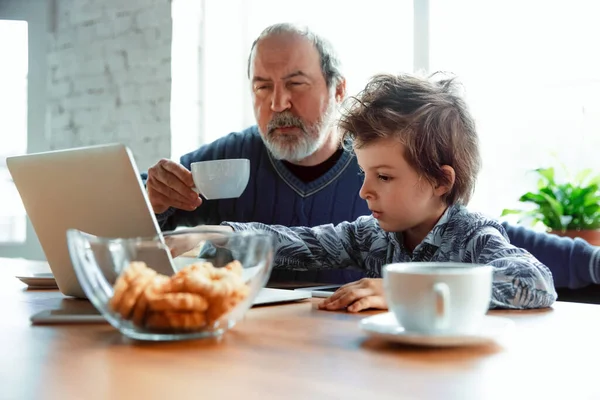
16,273,58,289
360,312,514,347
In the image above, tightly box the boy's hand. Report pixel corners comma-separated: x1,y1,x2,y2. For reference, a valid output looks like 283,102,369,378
318,278,387,313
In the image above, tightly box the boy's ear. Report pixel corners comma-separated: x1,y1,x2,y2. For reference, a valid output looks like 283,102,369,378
434,165,456,197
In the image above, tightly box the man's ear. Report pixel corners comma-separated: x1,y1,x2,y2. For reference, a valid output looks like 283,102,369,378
434,165,456,197
335,78,346,103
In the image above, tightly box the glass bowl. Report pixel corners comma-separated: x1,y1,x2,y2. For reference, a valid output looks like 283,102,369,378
66,227,274,341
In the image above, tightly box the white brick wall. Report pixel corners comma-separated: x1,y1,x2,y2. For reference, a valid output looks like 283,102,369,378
46,0,173,170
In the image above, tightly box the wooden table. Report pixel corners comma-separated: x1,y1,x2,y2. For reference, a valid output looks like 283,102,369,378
1,258,599,400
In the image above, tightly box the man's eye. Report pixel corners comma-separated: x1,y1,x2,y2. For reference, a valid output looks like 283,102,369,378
289,82,305,87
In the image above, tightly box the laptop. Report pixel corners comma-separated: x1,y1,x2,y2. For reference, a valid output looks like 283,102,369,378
7,143,309,306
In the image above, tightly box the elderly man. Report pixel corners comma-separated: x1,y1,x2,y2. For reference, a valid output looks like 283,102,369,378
143,23,367,283
143,23,599,291
145,23,363,228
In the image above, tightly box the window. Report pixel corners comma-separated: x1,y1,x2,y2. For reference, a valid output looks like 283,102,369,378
199,0,599,221
429,0,600,219
170,0,203,161
202,0,413,144
0,20,28,243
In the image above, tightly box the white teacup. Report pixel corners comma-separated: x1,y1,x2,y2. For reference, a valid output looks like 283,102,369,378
383,262,493,334
190,159,250,200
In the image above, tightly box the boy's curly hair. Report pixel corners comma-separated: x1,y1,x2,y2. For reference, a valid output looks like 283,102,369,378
339,73,481,205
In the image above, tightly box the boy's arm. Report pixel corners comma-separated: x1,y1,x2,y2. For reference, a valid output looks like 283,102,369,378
223,217,383,271
503,222,600,289
466,227,558,309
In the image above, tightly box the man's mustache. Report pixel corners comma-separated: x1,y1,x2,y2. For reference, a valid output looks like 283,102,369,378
267,112,307,135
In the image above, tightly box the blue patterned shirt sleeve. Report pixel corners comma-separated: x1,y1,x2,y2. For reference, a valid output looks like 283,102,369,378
224,205,558,310
464,226,558,309
224,217,387,276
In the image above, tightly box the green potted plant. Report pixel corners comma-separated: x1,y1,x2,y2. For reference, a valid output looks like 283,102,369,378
501,166,600,246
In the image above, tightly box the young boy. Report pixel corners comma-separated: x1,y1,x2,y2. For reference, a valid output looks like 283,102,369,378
221,73,558,312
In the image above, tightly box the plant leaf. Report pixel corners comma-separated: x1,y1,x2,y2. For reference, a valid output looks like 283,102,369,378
537,178,547,190
500,209,523,217
538,191,565,228
584,204,600,215
519,192,550,206
535,167,555,185
588,174,600,187
511,162,600,230
575,168,593,186
517,211,544,227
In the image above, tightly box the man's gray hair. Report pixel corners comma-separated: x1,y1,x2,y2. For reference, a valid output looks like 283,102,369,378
247,23,344,89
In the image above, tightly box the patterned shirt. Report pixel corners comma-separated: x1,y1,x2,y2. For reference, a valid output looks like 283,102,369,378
225,205,558,309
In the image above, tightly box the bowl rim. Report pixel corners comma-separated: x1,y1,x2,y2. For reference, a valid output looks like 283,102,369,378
67,226,274,243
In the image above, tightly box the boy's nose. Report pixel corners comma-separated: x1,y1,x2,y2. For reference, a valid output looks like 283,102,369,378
359,180,372,200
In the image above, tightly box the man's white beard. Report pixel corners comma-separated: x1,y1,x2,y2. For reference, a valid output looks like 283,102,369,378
263,97,338,162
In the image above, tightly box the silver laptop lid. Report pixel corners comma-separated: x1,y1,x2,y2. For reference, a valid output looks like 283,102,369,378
7,143,170,298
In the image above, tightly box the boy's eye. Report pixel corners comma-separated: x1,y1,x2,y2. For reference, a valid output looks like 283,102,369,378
378,175,391,182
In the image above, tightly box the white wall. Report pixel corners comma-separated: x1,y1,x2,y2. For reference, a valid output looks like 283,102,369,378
0,0,180,260
46,0,173,170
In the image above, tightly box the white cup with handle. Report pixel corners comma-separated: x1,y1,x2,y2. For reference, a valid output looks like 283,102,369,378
190,159,250,200
383,262,493,335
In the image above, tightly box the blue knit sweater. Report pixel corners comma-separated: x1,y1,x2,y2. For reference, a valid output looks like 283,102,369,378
143,125,599,289
154,125,368,228
502,222,599,290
